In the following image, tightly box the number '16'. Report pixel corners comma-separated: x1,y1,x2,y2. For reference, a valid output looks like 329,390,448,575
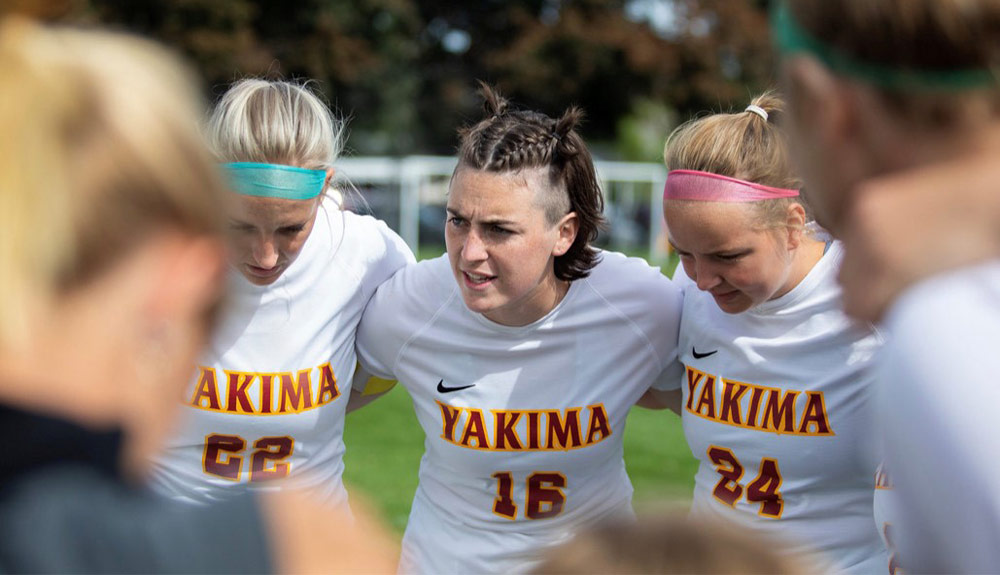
492,471,567,520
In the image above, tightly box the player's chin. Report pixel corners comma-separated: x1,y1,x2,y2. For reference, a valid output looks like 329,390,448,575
713,293,753,314
459,292,497,315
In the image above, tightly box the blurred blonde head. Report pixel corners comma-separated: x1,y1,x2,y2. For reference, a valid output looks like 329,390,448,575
535,513,816,574
0,18,228,475
0,17,227,348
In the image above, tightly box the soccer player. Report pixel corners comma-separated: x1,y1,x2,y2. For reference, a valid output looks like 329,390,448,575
149,78,414,506
654,93,887,573
356,84,684,574
777,0,1000,570
0,18,394,572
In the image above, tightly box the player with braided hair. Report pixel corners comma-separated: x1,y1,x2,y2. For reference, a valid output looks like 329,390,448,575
356,84,683,574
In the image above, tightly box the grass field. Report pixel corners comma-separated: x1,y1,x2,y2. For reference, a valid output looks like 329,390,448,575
343,245,695,535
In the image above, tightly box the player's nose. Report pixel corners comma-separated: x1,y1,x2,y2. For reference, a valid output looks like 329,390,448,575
461,230,487,262
252,235,280,268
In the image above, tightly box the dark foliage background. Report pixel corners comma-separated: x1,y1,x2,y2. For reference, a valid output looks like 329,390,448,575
17,0,774,158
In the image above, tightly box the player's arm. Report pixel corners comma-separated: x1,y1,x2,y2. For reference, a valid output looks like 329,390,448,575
636,389,682,415
636,349,684,415
346,363,397,413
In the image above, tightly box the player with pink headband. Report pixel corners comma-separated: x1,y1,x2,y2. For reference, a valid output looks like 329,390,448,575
649,93,888,572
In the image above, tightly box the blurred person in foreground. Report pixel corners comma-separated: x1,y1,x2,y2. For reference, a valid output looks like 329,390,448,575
534,512,818,574
0,17,394,573
777,0,1000,571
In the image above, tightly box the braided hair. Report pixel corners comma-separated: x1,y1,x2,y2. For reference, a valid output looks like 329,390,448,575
455,83,606,281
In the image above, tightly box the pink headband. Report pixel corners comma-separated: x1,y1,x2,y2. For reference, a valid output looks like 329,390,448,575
663,169,800,202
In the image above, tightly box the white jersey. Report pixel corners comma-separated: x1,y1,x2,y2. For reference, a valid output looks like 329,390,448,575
150,199,414,506
356,252,683,574
671,242,887,574
880,260,1000,573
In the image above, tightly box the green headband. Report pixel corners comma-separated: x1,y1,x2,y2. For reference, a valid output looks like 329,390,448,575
223,162,326,200
772,1,998,91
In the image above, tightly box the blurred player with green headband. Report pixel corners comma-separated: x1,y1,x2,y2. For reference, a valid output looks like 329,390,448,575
149,78,415,510
776,0,1000,571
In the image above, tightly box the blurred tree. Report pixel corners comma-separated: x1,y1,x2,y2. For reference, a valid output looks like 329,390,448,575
37,0,774,156
617,98,676,162
411,0,774,152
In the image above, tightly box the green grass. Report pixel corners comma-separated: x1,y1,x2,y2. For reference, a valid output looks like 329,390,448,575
343,246,693,535
343,386,423,533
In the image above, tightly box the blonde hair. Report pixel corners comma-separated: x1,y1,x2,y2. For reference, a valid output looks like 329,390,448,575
0,18,227,348
207,79,345,175
664,92,809,228
535,513,815,574
788,0,1000,129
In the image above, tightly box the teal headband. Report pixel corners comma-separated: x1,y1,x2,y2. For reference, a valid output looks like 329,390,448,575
772,1,998,91
223,162,326,200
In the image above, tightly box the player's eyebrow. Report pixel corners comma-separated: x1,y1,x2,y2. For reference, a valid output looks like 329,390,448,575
446,207,517,227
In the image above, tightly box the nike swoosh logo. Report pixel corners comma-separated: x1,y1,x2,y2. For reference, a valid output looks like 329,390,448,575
692,347,718,359
437,379,476,394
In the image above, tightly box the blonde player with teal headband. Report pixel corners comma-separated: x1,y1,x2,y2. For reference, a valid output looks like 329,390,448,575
653,93,888,573
775,0,1000,570
150,79,414,507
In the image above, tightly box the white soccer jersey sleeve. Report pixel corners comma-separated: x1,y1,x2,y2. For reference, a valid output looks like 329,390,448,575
150,201,414,507
881,260,1000,573
356,251,682,574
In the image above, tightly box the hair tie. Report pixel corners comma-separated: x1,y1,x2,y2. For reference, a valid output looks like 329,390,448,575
745,105,769,121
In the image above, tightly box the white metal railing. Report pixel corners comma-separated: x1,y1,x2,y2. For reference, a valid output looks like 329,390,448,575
334,156,669,263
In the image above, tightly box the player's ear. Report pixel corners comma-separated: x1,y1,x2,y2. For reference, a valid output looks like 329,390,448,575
552,212,578,257
785,203,807,250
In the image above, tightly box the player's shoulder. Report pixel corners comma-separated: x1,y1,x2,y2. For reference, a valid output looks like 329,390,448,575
323,208,415,277
889,259,1000,335
581,250,683,319
585,250,681,298
370,253,455,312
359,254,457,351
340,209,408,249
